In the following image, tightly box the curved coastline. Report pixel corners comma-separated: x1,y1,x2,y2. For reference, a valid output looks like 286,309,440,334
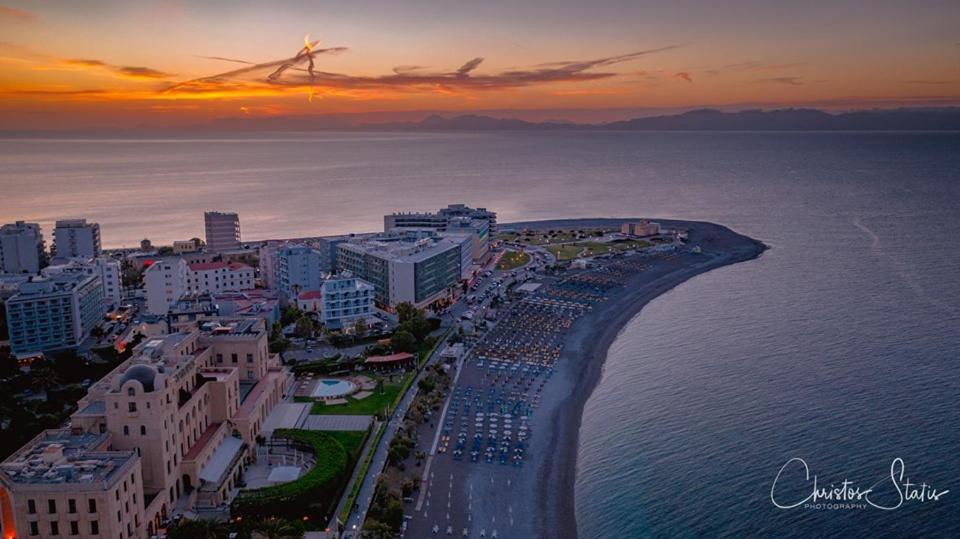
501,218,767,538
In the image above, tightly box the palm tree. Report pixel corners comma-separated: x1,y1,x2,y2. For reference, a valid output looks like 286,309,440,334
30,364,59,392
250,518,305,539
166,519,230,539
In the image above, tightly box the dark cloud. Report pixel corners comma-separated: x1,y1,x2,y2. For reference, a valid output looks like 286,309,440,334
166,43,682,94
757,76,803,86
63,58,173,80
456,57,484,78
901,79,956,85
115,66,173,79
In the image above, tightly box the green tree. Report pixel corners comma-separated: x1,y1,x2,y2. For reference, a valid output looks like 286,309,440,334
249,518,305,539
353,318,368,338
166,519,231,539
395,302,418,324
294,317,313,339
390,330,416,353
30,364,59,391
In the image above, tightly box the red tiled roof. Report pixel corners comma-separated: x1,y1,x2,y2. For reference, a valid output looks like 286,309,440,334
298,290,324,300
189,261,228,271
365,352,415,364
183,422,223,461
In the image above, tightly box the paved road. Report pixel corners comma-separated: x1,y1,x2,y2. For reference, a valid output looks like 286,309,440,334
339,250,537,537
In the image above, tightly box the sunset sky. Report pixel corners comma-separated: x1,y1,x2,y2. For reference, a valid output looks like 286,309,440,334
1,0,958,129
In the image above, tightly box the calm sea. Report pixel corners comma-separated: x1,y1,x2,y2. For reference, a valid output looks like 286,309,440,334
2,131,959,537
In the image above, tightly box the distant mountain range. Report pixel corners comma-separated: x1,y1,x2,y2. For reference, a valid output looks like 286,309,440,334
360,108,960,131
7,107,959,136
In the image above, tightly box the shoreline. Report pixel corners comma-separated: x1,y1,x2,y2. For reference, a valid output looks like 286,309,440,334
507,219,767,538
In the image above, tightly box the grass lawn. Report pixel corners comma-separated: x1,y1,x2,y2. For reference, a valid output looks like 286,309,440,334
546,239,653,260
499,228,611,246
310,382,404,415
545,244,584,260
496,250,530,270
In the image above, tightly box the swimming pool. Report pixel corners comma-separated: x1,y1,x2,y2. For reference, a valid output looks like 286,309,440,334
310,378,358,399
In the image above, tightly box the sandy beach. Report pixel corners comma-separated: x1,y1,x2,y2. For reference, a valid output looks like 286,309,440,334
405,219,765,539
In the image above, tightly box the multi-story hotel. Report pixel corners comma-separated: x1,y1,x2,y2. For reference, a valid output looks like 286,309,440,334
0,318,291,539
203,212,241,253
43,257,123,311
144,259,255,315
0,221,45,275
296,274,374,329
273,245,324,299
4,271,105,356
53,219,102,259
384,203,497,236
337,231,468,308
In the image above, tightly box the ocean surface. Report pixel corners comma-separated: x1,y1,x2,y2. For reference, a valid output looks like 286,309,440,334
2,131,959,537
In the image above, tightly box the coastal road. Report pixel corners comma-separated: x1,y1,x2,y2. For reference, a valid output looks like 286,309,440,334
342,255,512,538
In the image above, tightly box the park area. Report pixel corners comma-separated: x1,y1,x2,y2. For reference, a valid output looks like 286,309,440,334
499,227,653,261
496,249,531,270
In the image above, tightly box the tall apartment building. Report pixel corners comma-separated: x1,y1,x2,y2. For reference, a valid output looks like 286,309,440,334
275,245,324,299
43,257,123,310
144,259,255,315
337,231,465,308
203,212,241,253
296,275,374,329
0,221,45,275
54,219,102,259
4,272,105,356
384,203,497,236
0,318,291,538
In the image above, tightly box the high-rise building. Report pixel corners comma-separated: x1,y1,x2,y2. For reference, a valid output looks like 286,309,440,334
4,271,105,356
203,212,241,252
0,221,45,275
54,219,102,259
275,245,324,298
337,231,465,308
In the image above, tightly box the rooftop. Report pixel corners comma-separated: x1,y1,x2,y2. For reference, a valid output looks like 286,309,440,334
0,430,134,487
341,232,466,263
188,261,251,272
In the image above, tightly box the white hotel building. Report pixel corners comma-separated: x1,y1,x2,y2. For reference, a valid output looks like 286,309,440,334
144,259,255,315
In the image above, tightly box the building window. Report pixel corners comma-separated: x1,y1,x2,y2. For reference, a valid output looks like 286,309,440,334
88,499,97,513
90,521,99,535
68,499,77,513
123,426,129,436
50,521,59,535
127,387,135,396
128,402,137,412
140,425,146,435
231,353,238,363
246,353,253,363
48,499,57,514
27,499,36,514
70,521,79,536
216,353,223,363
29,521,39,536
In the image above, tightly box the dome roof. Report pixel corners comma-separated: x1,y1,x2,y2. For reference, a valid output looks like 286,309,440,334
120,364,159,392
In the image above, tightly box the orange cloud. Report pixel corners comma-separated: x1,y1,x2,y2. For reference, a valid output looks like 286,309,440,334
0,5,37,23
